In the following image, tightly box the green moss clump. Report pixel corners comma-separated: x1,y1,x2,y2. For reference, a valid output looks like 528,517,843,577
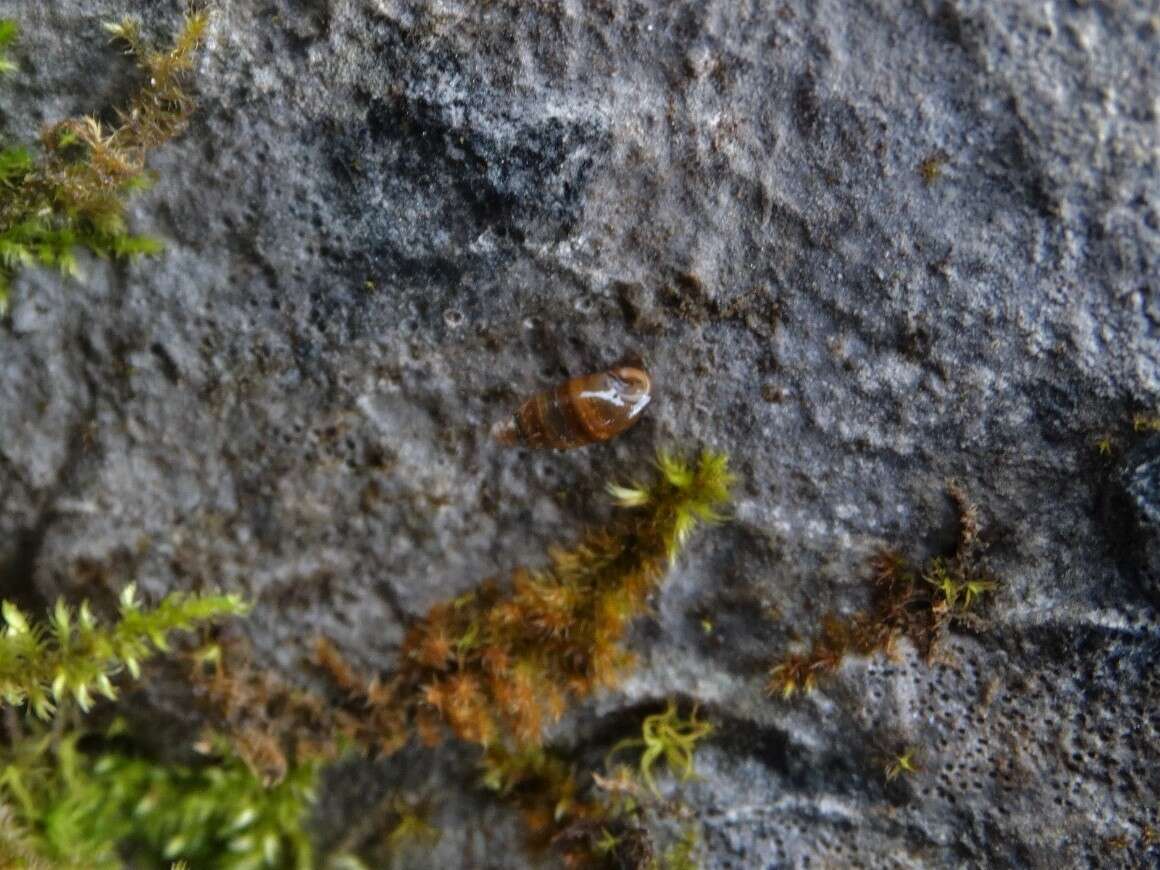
0,581,311,869
0,20,16,74
0,12,208,311
0,731,317,869
0,583,249,719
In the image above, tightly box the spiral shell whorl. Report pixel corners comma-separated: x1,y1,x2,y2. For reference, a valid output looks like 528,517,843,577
495,366,652,450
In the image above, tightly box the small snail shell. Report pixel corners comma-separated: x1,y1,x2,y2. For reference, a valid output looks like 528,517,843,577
492,366,652,449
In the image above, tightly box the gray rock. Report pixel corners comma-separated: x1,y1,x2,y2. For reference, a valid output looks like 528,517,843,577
0,0,1158,867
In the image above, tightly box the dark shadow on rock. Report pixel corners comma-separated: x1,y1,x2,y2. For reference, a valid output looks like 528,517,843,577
1101,433,1160,607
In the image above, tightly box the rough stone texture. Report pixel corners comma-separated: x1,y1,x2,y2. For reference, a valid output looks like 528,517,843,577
1,0,1158,867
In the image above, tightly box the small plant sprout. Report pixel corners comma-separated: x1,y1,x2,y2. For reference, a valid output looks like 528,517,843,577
885,748,920,782
476,701,715,866
922,558,997,614
959,576,998,611
384,798,440,858
608,701,714,796
594,827,622,856
1132,413,1160,433
918,151,948,185
766,654,816,700
609,449,733,556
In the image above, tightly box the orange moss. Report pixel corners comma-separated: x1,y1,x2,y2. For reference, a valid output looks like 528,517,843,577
316,450,732,754
186,636,343,781
767,484,998,700
309,637,410,756
187,452,730,867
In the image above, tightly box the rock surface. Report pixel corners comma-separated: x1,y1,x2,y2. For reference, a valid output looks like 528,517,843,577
1,0,1158,866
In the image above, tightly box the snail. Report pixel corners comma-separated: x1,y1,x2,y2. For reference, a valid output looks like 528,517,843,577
492,365,652,449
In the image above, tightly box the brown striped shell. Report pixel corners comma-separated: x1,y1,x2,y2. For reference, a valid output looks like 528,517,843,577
492,366,652,449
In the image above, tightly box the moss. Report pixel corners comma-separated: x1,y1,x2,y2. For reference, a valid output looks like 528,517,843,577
918,151,948,185
0,584,248,719
187,636,346,784
404,448,732,749
606,700,713,796
884,747,920,782
0,11,207,311
0,575,329,870
0,799,46,869
1133,413,1160,433
0,449,732,867
479,700,712,868
0,730,317,869
480,744,598,855
300,450,732,866
1090,410,1160,458
0,20,16,74
767,483,998,700
316,448,733,755
0,586,318,869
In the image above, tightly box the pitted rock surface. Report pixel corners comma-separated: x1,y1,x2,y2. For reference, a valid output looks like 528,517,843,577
1,1,1157,866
